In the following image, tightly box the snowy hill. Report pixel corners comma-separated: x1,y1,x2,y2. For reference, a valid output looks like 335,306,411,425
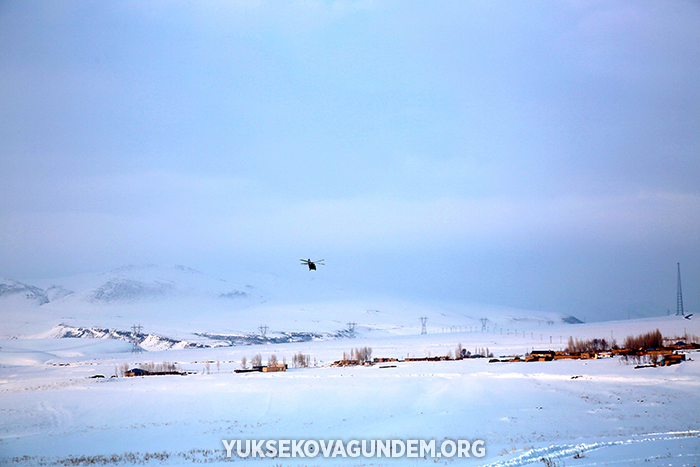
0,265,259,339
0,278,49,305
45,285,73,301
57,264,254,303
1,264,583,344
0,278,55,337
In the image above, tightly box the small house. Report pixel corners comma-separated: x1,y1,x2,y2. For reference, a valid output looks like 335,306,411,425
262,364,287,372
529,350,555,361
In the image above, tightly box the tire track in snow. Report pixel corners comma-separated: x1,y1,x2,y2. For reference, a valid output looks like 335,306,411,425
37,401,73,435
481,430,700,466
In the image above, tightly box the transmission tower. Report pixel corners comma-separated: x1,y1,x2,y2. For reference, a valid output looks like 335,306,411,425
419,317,428,335
677,263,685,316
346,322,357,337
479,318,489,331
258,325,269,337
130,324,143,354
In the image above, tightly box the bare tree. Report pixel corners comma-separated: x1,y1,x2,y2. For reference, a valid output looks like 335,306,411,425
624,329,663,350
240,356,247,369
293,351,311,368
566,336,617,354
354,346,372,363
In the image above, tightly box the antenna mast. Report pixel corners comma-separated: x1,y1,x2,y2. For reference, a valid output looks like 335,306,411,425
677,263,685,316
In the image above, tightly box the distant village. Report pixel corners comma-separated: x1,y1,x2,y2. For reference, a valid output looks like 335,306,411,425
113,329,697,379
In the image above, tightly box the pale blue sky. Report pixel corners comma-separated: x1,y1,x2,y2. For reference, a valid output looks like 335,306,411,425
1,1,699,321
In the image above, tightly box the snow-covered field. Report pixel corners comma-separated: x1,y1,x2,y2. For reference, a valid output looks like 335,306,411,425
1,317,699,467
1,266,699,466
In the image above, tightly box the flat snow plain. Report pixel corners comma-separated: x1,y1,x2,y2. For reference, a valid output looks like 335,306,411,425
1,317,699,466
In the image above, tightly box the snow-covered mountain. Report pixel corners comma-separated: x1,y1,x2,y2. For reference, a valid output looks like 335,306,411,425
0,264,582,343
0,265,258,339
59,264,254,303
0,278,49,305
45,285,73,301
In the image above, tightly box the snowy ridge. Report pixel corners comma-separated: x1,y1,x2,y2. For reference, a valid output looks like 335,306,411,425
41,324,210,351
40,324,352,350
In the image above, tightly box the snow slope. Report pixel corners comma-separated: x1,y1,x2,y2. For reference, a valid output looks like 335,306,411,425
1,316,699,466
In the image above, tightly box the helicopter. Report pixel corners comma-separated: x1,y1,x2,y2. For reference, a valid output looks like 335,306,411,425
300,258,324,271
